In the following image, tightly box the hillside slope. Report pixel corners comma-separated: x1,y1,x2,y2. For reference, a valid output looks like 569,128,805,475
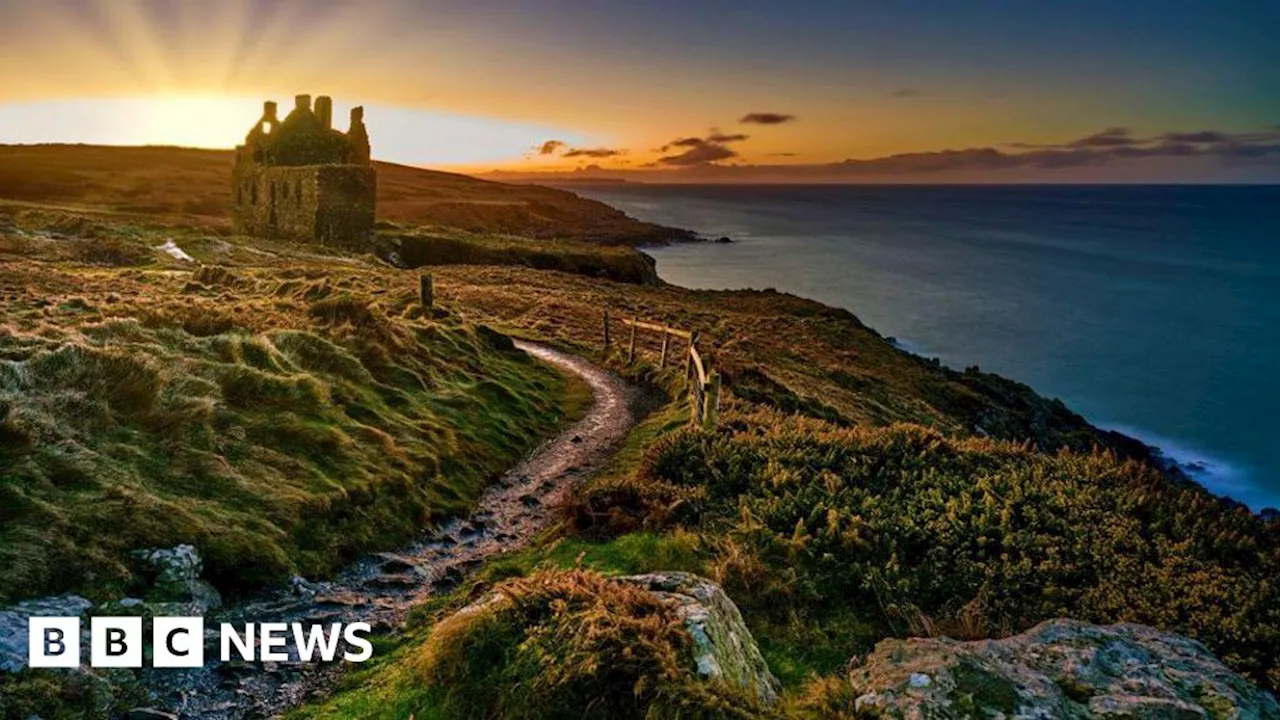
0,144,692,244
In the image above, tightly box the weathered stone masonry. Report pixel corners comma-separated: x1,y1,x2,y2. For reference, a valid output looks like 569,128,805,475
232,94,376,247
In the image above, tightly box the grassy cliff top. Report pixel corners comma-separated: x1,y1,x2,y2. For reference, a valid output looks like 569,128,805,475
0,217,589,604
0,144,692,244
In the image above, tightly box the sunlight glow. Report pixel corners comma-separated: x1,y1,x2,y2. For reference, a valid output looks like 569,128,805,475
0,95,596,167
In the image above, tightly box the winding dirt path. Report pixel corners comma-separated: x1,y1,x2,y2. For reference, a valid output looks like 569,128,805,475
141,341,643,719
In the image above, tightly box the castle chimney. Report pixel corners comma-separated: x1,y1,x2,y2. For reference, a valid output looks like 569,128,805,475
315,96,333,129
263,101,278,121
348,106,371,164
295,94,312,112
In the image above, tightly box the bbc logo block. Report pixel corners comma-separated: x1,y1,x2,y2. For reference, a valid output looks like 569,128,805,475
28,617,80,668
25,617,372,668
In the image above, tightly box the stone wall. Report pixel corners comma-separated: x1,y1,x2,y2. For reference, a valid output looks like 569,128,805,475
232,164,375,247
315,165,376,246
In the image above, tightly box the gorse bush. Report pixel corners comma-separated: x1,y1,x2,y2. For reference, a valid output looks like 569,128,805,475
339,569,761,720
603,409,1280,691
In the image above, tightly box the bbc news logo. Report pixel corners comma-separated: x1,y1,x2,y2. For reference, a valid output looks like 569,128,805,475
28,618,373,668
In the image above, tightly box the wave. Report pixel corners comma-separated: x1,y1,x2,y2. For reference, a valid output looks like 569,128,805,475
1100,423,1276,511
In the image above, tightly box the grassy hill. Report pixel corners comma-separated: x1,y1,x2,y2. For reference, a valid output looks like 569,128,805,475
0,215,595,605
0,144,692,244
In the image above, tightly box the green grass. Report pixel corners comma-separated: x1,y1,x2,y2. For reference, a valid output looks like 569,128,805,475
0,257,588,604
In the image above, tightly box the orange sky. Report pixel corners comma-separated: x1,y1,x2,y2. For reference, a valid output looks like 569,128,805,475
0,0,1276,181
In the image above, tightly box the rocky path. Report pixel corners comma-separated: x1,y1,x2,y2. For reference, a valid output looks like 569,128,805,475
139,341,642,719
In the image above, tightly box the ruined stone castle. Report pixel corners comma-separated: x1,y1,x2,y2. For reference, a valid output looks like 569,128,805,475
232,95,376,246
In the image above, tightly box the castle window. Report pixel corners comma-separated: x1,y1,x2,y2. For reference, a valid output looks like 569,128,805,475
251,182,258,205
295,181,302,204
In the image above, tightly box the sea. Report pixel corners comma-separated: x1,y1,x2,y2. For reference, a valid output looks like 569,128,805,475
566,184,1280,511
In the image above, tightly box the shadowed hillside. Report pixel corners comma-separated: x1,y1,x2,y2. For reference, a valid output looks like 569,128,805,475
0,144,693,244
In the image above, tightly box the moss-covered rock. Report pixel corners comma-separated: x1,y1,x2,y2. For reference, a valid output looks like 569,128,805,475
831,619,1280,719
618,571,781,706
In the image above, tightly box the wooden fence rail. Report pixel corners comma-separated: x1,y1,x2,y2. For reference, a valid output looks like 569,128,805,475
603,309,718,428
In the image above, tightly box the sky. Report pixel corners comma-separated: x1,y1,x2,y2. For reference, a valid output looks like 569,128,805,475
0,0,1277,182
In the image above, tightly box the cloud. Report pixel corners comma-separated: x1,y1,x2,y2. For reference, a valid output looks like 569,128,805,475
533,140,626,160
658,143,739,166
502,124,1280,181
769,152,799,157
537,139,566,155
1010,127,1141,150
888,88,919,98
563,147,625,158
739,112,795,125
655,129,750,165
1069,127,1139,148
1162,130,1230,144
661,136,708,151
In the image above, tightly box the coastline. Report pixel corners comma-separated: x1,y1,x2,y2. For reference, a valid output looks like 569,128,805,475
630,237,1276,515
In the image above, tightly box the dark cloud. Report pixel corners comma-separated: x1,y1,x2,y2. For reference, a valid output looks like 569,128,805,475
537,139,566,155
1212,141,1280,158
888,88,919,98
661,136,708,151
658,143,739,166
506,125,1280,182
533,140,626,160
563,147,625,158
723,125,1278,177
1069,127,1138,148
739,112,796,125
1162,130,1229,144
655,129,749,165
1010,127,1142,151
769,152,799,157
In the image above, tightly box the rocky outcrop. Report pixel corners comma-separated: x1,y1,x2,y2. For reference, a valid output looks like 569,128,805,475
0,546,224,675
0,594,92,672
846,619,1279,719
132,543,223,613
619,572,781,706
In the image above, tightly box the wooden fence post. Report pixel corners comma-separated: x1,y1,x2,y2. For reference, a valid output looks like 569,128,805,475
685,331,698,381
702,371,721,430
659,328,670,369
603,308,611,348
691,375,704,426
419,273,433,309
627,320,637,363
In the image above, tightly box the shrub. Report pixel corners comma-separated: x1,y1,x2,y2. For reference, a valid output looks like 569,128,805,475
611,409,1280,691
411,569,764,720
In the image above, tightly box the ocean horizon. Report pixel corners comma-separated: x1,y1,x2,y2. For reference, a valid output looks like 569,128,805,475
566,183,1280,511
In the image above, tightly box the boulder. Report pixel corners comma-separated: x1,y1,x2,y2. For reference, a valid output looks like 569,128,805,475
845,618,1279,719
132,544,222,612
619,571,781,706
